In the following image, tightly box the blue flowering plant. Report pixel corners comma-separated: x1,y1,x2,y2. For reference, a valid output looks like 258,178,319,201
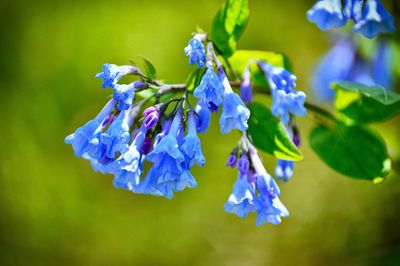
66,0,400,226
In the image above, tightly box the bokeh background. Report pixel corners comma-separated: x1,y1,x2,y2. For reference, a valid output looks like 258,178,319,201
1,0,399,265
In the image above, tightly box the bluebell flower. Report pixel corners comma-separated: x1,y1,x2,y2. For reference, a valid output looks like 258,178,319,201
219,69,250,134
311,38,356,101
275,159,294,182
255,173,289,226
96,64,136,88
194,101,211,133
99,109,134,160
184,35,206,68
65,99,116,157
307,0,347,31
110,126,148,191
180,112,205,167
372,40,394,90
139,112,189,199
224,172,256,218
259,62,297,91
354,0,395,39
240,69,253,104
250,150,289,226
271,88,307,125
193,68,225,112
344,0,364,22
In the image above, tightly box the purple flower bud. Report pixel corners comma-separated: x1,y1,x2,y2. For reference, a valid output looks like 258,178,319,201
141,136,153,155
143,106,160,130
240,69,252,104
293,132,301,147
226,153,237,168
237,154,250,174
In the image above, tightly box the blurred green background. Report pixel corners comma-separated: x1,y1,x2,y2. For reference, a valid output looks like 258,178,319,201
1,0,399,265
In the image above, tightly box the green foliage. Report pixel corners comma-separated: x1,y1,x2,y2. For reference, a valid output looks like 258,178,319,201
139,56,157,80
211,0,249,58
332,81,400,123
186,67,206,91
309,122,391,183
228,50,285,87
248,102,303,161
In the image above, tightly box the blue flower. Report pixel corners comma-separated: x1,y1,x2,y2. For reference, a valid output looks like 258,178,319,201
353,0,395,39
184,35,206,68
226,152,238,168
139,112,189,199
259,62,297,91
271,88,307,125
180,112,205,167
219,91,250,134
275,159,294,182
65,99,116,158
311,38,356,101
250,149,288,226
224,172,256,218
372,40,394,90
344,0,364,22
96,64,136,88
193,69,225,111
307,0,347,31
219,69,250,134
194,101,211,134
99,109,134,160
110,126,148,191
255,173,289,226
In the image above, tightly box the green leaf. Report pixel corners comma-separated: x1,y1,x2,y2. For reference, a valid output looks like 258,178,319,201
185,67,206,91
332,81,400,123
248,102,303,161
139,56,157,80
309,123,391,182
228,50,286,88
211,0,250,58
333,81,400,105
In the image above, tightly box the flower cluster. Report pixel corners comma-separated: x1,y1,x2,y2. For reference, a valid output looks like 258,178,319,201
66,32,305,226
307,0,395,38
312,37,394,101
224,137,289,225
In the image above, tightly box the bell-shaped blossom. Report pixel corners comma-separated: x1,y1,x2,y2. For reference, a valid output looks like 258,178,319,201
259,62,297,91
240,69,253,104
224,172,256,218
65,99,116,157
194,101,211,133
250,150,289,226
110,126,148,191
344,0,364,22
96,64,136,88
354,0,395,39
275,159,294,182
219,69,250,134
271,88,307,125
307,0,347,31
193,68,225,112
372,40,394,90
139,112,189,198
100,109,134,160
184,34,206,68
180,112,205,167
